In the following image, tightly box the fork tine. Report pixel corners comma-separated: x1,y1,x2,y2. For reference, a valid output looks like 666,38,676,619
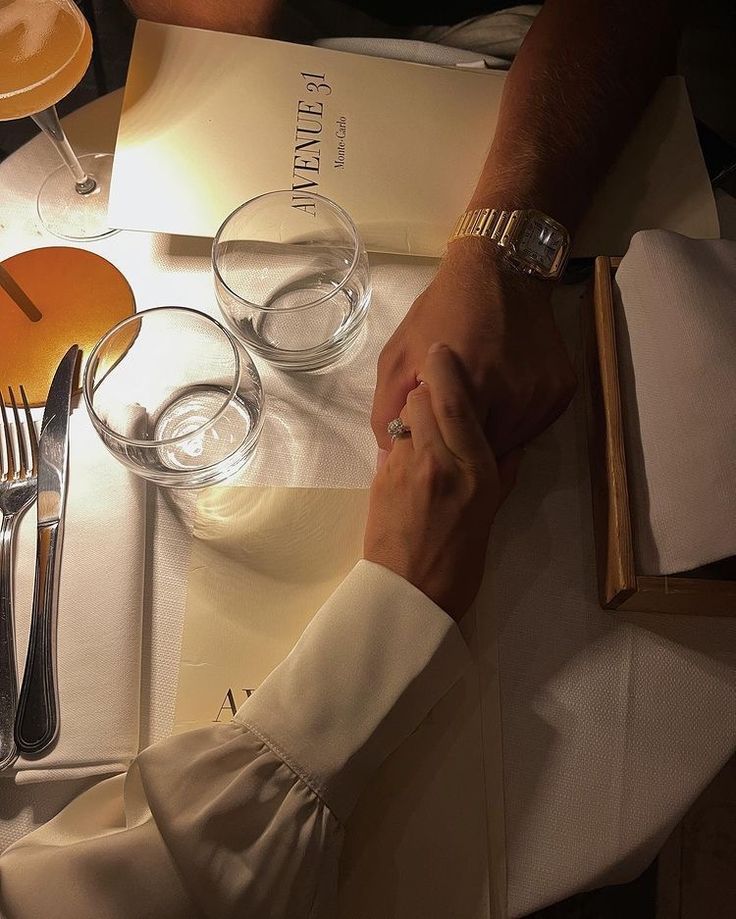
0,391,15,479
20,386,37,477
8,388,25,477
9,388,29,478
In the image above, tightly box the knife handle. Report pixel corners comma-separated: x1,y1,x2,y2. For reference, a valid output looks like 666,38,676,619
15,523,61,756
0,516,18,769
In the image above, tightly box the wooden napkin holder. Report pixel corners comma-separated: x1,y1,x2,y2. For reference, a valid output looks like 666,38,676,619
583,256,736,617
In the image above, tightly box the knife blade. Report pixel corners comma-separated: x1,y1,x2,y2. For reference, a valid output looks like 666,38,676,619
15,345,79,756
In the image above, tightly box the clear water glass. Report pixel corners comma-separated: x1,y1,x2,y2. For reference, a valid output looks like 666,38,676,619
84,307,264,488
212,190,371,371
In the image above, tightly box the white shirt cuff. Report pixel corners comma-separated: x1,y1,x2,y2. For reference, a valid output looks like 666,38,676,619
236,559,470,822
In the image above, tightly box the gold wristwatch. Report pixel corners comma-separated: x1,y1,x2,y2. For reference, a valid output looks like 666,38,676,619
448,208,571,280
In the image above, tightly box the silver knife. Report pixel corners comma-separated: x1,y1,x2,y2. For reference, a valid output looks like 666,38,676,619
15,345,79,756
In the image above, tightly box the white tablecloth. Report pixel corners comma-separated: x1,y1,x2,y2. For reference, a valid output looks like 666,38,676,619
1,91,735,917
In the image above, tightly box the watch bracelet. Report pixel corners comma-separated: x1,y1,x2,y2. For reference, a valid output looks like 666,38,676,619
449,208,514,245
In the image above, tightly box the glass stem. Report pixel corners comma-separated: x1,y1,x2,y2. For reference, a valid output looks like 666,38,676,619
31,106,97,195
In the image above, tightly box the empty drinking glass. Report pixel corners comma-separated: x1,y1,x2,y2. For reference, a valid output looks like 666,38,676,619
212,190,371,371
84,307,264,488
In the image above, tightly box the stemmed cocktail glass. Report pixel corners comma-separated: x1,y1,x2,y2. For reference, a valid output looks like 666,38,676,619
0,0,118,239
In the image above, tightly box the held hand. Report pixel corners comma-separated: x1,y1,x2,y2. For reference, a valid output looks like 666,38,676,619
371,242,577,456
364,343,520,621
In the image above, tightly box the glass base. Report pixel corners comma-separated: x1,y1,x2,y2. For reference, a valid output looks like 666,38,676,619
36,153,119,241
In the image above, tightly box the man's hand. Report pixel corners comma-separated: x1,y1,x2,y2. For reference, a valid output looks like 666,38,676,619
373,0,675,454
371,241,576,455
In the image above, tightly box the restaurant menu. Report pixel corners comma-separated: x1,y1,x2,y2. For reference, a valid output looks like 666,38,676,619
174,486,370,732
109,21,718,257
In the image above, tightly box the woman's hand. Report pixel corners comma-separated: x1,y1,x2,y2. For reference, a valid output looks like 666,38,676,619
364,342,519,621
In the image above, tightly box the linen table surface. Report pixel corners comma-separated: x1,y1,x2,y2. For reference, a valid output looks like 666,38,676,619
0,92,735,917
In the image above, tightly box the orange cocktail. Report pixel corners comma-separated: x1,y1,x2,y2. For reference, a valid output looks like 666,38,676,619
0,0,116,239
0,0,92,120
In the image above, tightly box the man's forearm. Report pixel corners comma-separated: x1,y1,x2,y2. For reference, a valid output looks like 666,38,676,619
124,0,281,37
468,0,679,234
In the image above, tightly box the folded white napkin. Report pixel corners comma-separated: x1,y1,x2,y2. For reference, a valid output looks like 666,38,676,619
6,405,145,783
316,4,539,69
315,36,506,68
614,229,736,575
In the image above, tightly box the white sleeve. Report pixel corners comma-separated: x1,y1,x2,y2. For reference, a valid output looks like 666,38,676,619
0,561,469,919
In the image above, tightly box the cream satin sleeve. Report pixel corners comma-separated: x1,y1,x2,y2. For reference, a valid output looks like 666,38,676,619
0,560,469,919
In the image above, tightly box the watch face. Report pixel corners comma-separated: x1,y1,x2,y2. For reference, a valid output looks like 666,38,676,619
516,213,567,274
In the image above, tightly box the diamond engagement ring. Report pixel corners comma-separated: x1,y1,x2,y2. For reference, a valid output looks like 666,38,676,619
387,417,411,440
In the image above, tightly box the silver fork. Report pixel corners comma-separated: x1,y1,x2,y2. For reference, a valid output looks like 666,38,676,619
0,387,38,770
